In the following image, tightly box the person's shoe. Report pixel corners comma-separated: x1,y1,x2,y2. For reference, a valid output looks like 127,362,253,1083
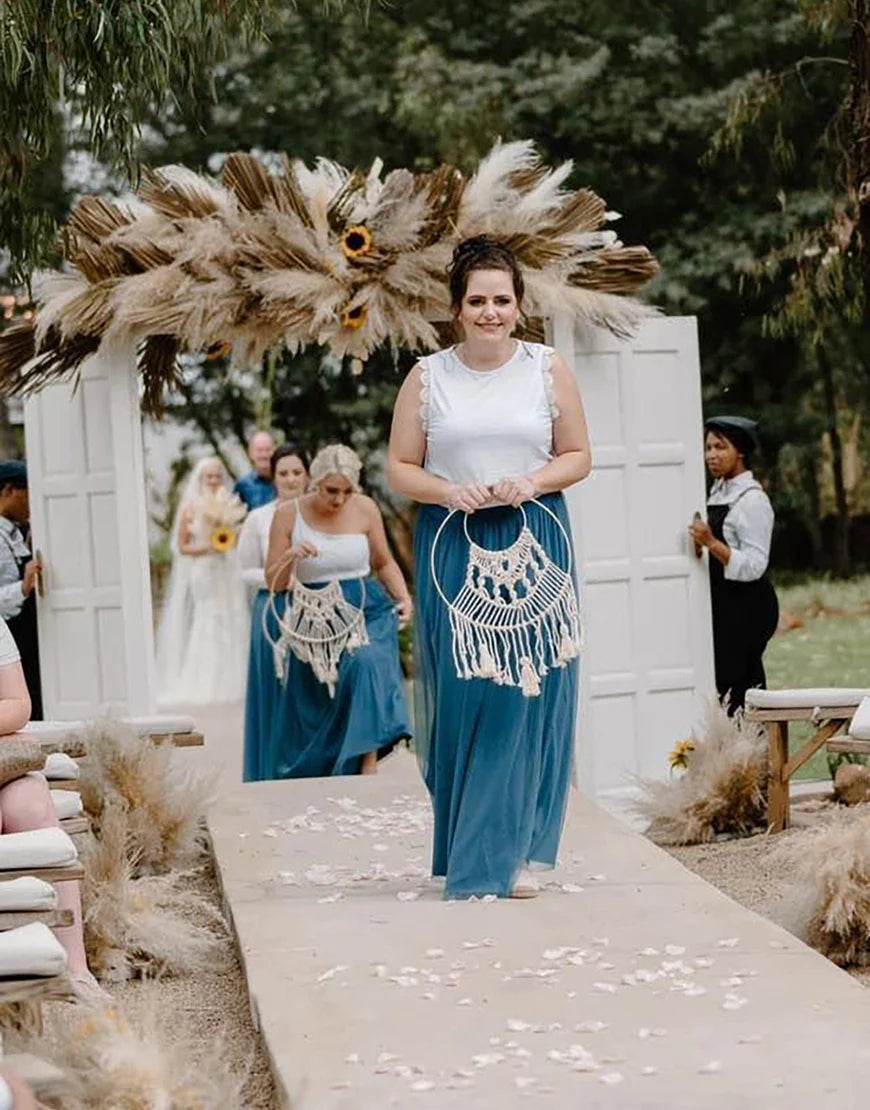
509,870,541,899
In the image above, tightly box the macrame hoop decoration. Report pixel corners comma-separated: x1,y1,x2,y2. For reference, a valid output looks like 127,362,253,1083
264,567,368,698
430,500,582,697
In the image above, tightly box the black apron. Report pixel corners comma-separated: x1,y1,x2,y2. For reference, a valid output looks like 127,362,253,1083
1,536,43,720
707,495,778,714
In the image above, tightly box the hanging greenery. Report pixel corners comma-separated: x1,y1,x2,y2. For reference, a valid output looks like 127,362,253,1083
0,140,657,415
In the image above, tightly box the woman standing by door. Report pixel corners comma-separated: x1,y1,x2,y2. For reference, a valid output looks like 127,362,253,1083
690,415,779,713
387,236,591,900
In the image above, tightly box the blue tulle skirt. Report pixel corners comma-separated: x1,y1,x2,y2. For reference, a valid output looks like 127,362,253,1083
247,577,411,779
413,494,579,898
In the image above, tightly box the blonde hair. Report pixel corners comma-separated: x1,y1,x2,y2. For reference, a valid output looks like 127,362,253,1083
308,444,362,492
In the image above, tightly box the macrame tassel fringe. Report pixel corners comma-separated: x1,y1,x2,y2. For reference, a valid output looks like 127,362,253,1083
272,579,368,697
445,528,582,697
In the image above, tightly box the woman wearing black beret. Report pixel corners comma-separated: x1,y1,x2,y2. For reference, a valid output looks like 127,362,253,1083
689,416,779,713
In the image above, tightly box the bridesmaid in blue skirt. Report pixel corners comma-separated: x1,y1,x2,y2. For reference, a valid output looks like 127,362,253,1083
264,444,413,777
388,236,592,899
239,444,309,781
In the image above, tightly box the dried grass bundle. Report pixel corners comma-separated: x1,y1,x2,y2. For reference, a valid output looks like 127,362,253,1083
79,719,215,875
82,805,227,982
0,141,658,414
774,809,870,966
634,700,768,845
17,989,245,1108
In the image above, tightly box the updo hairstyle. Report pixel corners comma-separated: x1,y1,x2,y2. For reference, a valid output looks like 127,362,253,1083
447,235,525,311
308,444,363,492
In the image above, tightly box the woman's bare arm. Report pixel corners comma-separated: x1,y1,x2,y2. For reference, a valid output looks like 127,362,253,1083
362,497,413,625
0,661,31,735
177,507,209,556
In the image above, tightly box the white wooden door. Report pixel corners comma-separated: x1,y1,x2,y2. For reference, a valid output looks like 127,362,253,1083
23,347,156,718
551,315,715,795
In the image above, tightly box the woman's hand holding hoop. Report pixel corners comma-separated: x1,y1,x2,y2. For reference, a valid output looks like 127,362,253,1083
443,482,491,514
491,474,537,508
395,596,414,629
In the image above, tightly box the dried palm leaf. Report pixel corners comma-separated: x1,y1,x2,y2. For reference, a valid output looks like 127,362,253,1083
17,987,245,1108
0,141,658,410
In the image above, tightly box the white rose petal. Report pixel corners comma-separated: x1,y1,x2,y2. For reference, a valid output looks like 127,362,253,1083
561,883,585,893
397,891,420,902
425,948,445,958
598,1072,623,1085
718,937,739,948
664,945,686,956
411,1080,435,1092
317,964,349,982
642,1066,659,1076
699,1060,722,1075
575,1021,607,1034
593,982,617,993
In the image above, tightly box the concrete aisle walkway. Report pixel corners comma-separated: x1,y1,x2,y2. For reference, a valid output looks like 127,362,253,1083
207,750,870,1109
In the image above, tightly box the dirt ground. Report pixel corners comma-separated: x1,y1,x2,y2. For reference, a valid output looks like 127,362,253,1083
665,802,870,990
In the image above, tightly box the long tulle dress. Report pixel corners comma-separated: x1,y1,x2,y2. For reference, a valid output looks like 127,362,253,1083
269,506,411,777
412,342,580,898
155,464,250,707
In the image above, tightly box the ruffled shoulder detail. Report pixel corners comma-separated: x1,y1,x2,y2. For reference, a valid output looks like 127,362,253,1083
418,358,431,434
540,345,559,421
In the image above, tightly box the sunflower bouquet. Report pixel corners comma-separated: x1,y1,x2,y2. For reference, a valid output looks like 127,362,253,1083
194,488,246,554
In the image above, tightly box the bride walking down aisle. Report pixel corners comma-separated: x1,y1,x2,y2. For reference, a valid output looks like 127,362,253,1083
155,457,250,706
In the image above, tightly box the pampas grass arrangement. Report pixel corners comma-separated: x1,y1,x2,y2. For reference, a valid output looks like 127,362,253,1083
634,699,768,845
18,990,245,1108
79,719,215,875
773,808,870,966
0,141,658,414
82,804,227,983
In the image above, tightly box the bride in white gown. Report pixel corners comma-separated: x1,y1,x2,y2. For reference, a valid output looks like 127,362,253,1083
155,457,250,706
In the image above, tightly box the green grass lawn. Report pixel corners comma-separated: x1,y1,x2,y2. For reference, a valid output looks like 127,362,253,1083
765,574,870,780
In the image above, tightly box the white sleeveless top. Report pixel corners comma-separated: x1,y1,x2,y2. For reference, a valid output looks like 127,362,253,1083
421,342,557,486
292,503,370,585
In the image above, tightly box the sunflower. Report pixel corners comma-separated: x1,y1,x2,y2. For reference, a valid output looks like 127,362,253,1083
342,225,372,259
340,303,367,330
668,738,695,772
211,527,237,553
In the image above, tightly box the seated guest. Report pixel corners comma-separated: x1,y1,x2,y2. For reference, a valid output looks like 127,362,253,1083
0,615,102,1001
0,461,42,718
233,430,277,511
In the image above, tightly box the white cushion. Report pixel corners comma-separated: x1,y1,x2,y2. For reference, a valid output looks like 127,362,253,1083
21,714,195,740
43,752,79,780
0,876,57,912
849,697,870,741
746,687,870,710
0,828,78,870
50,790,83,820
0,922,67,977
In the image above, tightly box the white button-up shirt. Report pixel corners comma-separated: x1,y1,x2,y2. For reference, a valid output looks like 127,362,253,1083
0,516,28,619
707,470,774,582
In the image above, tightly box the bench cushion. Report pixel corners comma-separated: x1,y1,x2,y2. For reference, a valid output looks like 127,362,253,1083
746,688,870,710
43,752,79,780
849,697,870,741
0,922,67,977
0,877,57,912
0,828,78,871
50,790,83,821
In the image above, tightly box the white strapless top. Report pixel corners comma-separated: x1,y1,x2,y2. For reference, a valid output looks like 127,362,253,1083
421,342,557,486
292,504,370,584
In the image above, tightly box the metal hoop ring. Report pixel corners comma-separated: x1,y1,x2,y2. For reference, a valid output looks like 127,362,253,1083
429,498,573,613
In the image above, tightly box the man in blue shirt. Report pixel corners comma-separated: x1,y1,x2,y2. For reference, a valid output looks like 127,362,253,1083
233,430,277,510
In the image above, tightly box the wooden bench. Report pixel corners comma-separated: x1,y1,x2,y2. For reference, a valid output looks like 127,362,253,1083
0,862,84,884
34,729,204,755
746,688,870,831
0,909,74,931
58,816,89,836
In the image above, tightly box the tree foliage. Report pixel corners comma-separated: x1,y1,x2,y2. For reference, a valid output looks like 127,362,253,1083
0,0,279,279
